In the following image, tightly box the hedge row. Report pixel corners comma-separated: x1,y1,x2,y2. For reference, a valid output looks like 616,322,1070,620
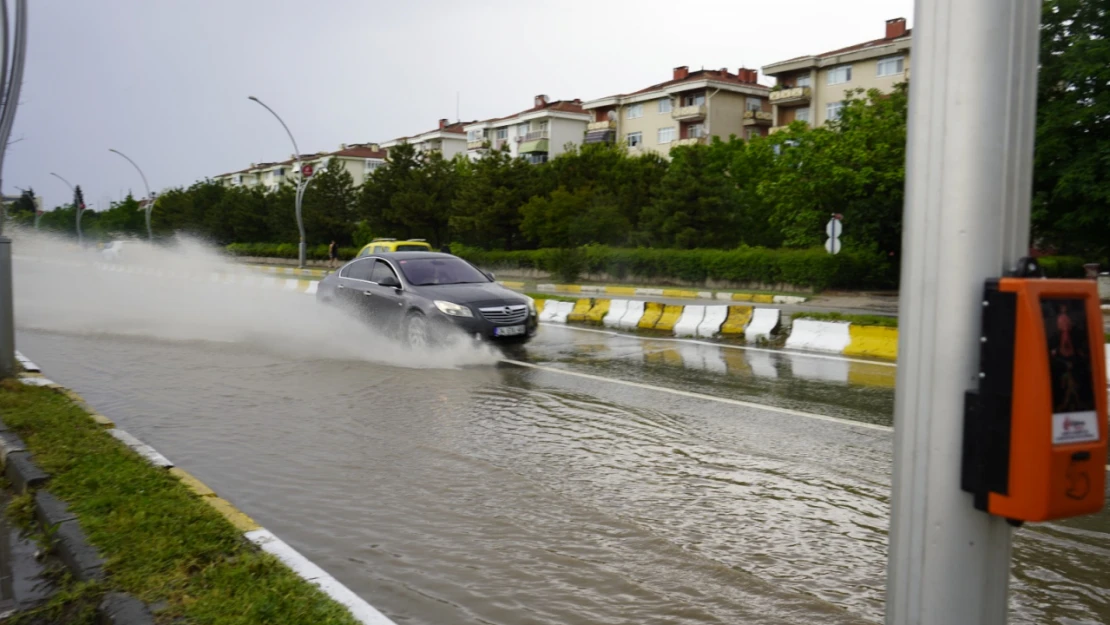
225,242,359,261
451,244,896,290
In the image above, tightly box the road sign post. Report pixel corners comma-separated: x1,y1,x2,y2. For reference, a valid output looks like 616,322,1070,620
825,216,842,255
885,1,1041,624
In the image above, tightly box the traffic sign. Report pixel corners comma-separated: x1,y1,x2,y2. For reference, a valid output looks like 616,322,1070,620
825,216,842,255
301,163,314,178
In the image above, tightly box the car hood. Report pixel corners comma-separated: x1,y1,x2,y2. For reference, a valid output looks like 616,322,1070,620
412,282,529,306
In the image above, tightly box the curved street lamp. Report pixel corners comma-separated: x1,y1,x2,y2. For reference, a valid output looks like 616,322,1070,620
248,95,308,268
108,148,153,240
49,172,80,245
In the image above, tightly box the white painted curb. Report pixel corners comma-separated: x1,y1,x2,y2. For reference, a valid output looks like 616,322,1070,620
672,305,705,337
745,308,780,343
14,351,39,372
696,306,729,338
785,319,852,354
618,301,646,330
773,295,808,305
108,429,174,468
603,300,629,328
633,288,664,297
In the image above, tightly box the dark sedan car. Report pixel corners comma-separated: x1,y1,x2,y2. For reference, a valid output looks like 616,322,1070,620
316,252,537,346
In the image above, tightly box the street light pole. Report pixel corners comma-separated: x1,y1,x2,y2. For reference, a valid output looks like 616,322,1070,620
0,0,28,379
108,148,153,241
50,172,79,245
248,95,307,268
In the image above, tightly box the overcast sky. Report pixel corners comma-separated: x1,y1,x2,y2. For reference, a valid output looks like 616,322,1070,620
7,0,912,212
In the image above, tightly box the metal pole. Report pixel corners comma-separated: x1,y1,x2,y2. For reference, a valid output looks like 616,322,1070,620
886,2,1041,624
0,237,12,377
50,172,78,245
108,148,153,240
248,96,307,268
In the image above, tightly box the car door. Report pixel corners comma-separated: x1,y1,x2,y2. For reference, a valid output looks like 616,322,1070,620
336,258,375,316
367,259,406,328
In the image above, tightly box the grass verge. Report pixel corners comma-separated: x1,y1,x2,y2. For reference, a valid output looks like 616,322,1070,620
527,292,580,303
0,379,360,625
792,311,899,328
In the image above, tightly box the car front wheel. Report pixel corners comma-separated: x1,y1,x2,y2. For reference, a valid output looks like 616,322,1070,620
405,311,430,349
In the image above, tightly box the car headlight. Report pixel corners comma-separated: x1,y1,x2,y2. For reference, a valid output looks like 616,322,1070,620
434,300,473,317
525,296,536,314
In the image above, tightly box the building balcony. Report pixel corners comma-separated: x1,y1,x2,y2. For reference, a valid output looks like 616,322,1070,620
672,104,707,121
524,130,550,141
672,136,707,147
743,110,773,126
769,125,790,134
587,120,615,131
769,86,811,105
467,140,489,151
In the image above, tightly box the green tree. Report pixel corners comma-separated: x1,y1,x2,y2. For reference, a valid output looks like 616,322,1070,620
1032,0,1110,257
451,149,536,250
302,157,357,245
9,187,36,218
640,142,740,248
520,186,629,249
94,194,146,236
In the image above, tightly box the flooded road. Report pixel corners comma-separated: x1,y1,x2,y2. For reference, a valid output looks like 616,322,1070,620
14,324,1110,625
8,243,1110,625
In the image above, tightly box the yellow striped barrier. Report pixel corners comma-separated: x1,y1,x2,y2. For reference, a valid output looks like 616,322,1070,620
638,302,664,329
585,299,611,324
844,325,899,360
719,306,754,335
566,298,593,323
654,305,684,332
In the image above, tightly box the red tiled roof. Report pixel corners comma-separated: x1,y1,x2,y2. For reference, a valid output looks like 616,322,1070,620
771,29,913,67
628,69,768,96
332,145,387,159
479,98,587,125
391,120,476,142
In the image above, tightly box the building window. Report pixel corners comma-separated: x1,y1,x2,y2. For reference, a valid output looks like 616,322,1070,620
496,128,507,140
538,120,549,132
527,153,548,165
687,124,706,138
365,159,383,172
796,74,812,88
795,107,811,123
826,101,844,121
746,97,763,112
627,104,643,119
626,132,642,147
682,93,705,107
658,98,672,113
274,167,285,177
877,56,905,77
467,129,483,141
745,128,759,140
827,65,852,85
657,127,676,144
518,123,529,136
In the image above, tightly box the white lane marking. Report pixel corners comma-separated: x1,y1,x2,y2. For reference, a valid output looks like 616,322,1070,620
501,359,893,432
542,323,897,367
246,529,396,625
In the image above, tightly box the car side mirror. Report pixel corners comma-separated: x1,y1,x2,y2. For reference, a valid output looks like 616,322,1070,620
484,271,495,281
379,275,401,289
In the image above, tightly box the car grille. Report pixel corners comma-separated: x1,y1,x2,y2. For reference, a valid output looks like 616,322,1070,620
479,304,529,324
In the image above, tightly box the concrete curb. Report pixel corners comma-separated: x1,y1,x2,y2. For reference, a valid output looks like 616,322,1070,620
536,297,780,343
12,368,396,625
534,282,809,303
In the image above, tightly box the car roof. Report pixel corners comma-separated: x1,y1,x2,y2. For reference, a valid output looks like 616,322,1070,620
373,251,455,260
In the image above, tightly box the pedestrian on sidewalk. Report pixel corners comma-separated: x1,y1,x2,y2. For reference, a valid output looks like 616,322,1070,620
328,240,339,268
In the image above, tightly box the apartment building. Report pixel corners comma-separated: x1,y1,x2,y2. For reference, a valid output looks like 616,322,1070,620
582,66,772,156
215,143,388,190
762,17,911,131
380,118,471,160
463,95,591,164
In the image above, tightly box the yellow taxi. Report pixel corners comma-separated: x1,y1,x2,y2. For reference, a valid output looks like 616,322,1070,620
356,238,433,257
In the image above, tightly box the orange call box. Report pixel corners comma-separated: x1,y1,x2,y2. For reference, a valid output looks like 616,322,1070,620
962,263,1107,524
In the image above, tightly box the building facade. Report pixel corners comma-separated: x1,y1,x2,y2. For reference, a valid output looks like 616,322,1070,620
582,66,772,157
380,119,470,160
215,143,388,191
464,95,591,164
762,17,911,131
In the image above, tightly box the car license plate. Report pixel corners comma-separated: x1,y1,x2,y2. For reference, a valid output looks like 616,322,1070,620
495,325,525,337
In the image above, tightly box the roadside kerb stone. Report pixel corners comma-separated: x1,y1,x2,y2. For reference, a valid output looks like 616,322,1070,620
53,519,107,582
3,452,49,493
33,490,77,527
0,429,27,463
97,592,156,625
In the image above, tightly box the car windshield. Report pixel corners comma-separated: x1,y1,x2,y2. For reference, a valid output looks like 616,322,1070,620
395,244,429,251
398,258,488,286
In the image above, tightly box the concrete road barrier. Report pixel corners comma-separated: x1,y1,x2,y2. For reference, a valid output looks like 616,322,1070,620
697,306,729,338
619,301,646,330
604,300,629,328
566,299,593,324
745,308,780,343
719,306,754,336
844,325,899,360
638,302,664,329
654,305,684,332
585,299,611,324
785,319,852,354
549,300,575,324
673,305,705,337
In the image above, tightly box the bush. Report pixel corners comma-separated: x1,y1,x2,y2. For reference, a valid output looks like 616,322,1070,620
225,242,359,261
453,244,897,291
1037,255,1087,278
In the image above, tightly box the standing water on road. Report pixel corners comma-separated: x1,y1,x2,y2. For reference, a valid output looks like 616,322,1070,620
8,230,1110,624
